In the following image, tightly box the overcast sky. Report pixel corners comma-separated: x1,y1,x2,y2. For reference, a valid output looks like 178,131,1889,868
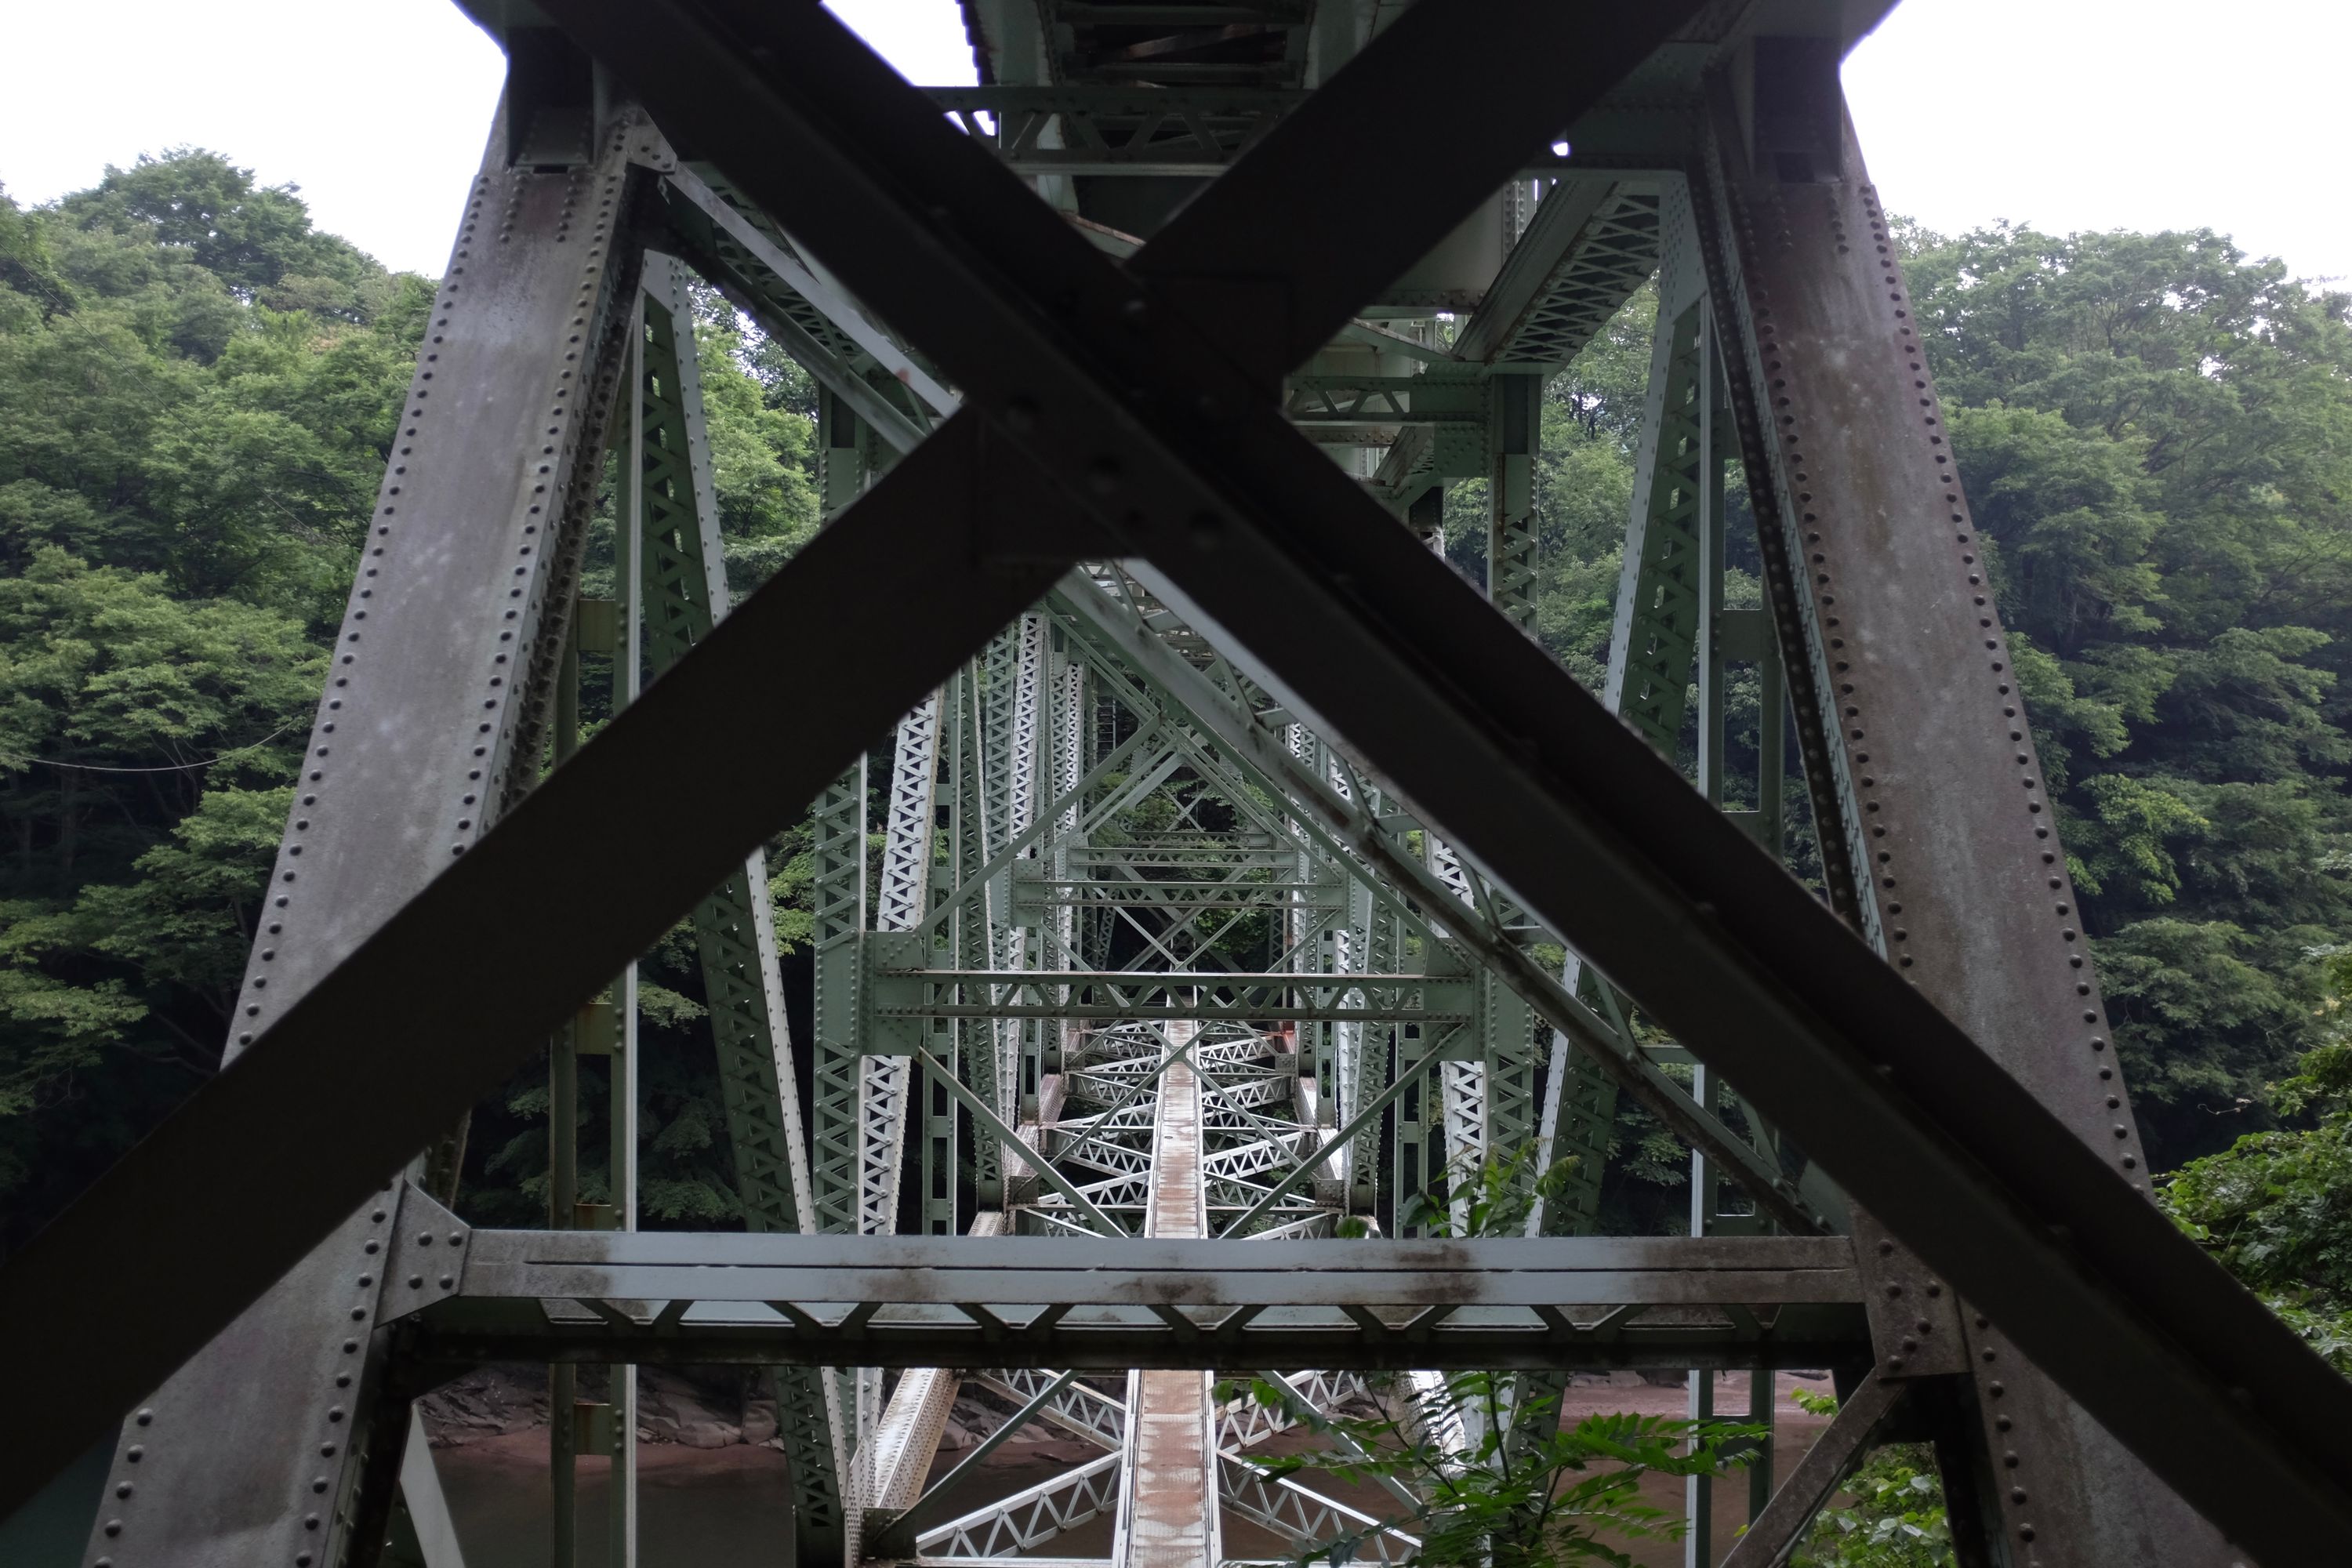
2,1,2344,286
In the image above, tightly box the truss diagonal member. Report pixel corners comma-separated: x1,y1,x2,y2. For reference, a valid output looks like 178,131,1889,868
878,1368,1082,1555
975,1369,1129,1451
1715,1369,1907,1568
517,4,2352,1554
0,413,1089,1517
1216,1451,1418,1567
916,1451,1123,1559
45,118,653,1567
1454,180,1665,370
654,168,930,456
662,163,956,420
1218,1368,1364,1450
1051,577,1822,1232
1243,1370,1417,1512
1225,1049,1438,1234
914,721,1166,942
637,254,848,1540
913,1047,1123,1234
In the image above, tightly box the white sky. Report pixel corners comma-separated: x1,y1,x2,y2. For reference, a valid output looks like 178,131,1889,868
0,1,2344,285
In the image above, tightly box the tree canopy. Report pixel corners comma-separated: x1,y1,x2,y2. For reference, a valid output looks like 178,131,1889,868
0,154,819,1247
2,154,2347,1287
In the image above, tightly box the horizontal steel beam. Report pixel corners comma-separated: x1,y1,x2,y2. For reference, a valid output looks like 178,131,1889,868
871,969,1473,1023
392,1229,1867,1373
426,1229,1861,1307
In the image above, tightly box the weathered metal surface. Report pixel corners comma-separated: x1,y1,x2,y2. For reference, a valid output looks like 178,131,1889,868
1718,1369,1908,1568
78,110,648,1568
419,1229,1862,1305
16,9,2351,1567
1708,89,2250,1566
1119,1030,1218,1568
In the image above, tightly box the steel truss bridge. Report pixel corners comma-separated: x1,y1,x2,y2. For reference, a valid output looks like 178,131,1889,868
2,4,2347,1568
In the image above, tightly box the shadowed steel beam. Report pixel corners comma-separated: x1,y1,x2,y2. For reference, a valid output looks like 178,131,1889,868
656,170,932,456
0,415,1086,1517
661,164,957,419
1717,1370,1907,1568
514,3,2352,1555
434,1230,1862,1305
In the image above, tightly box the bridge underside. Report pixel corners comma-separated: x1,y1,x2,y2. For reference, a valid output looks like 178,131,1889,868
4,5,2347,1568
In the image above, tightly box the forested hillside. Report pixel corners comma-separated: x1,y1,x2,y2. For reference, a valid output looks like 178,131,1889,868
2,150,2347,1352
0,152,820,1248
1446,224,2352,1185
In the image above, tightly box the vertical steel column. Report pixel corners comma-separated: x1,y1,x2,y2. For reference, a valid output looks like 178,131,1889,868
635,255,848,1563
808,364,879,1242
1683,1062,1722,1568
1536,183,1719,1247
1011,615,1049,1125
1697,71,2238,1565
549,624,583,1568
852,692,946,1481
1051,648,1084,976
1485,372,1543,629
1349,883,1393,1218
866,694,943,1227
967,624,1024,1204
608,395,642,1566
936,664,985,1234
80,107,650,1568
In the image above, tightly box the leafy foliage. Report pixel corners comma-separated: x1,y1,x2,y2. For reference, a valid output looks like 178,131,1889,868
1780,1388,1954,1568
2157,951,2352,1371
1232,1154,1761,1568
1232,1374,1758,1568
1484,220,2352,1193
2,140,2349,1333
0,157,822,1253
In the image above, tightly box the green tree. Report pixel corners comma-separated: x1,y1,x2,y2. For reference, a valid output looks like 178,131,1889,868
1778,1388,1953,1568
2158,951,2352,1373
1232,1155,1761,1568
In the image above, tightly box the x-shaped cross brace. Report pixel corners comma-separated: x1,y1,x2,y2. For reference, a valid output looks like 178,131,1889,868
2,3,2346,1556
